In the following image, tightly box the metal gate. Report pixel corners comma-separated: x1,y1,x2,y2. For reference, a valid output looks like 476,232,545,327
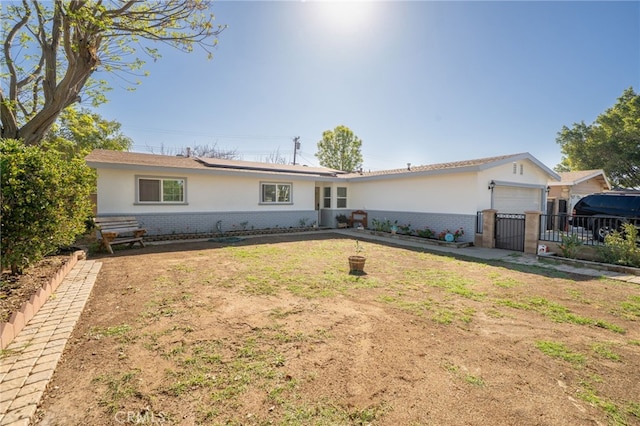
495,213,525,251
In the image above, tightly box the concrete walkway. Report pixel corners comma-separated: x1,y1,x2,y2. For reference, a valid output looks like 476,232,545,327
0,260,102,426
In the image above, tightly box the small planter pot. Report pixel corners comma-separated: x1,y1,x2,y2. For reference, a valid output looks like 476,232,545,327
348,255,366,274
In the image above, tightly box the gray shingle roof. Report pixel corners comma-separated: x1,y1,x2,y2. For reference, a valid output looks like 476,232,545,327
86,150,560,181
547,169,611,189
85,150,343,177
343,153,532,178
85,149,209,170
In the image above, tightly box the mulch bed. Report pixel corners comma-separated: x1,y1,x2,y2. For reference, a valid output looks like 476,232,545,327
0,255,70,323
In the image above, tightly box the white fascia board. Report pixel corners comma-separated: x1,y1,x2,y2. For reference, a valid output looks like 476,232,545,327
573,171,612,189
339,166,480,183
477,153,561,181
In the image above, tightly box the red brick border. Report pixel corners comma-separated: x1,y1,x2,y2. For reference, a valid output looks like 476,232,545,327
0,250,85,350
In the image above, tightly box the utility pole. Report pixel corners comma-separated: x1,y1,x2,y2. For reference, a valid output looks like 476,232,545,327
292,136,300,165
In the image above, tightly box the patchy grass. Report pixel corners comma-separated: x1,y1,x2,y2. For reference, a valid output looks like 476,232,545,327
535,341,586,366
591,342,622,362
620,295,640,320
443,362,486,387
36,235,640,426
93,369,145,414
497,296,626,333
576,378,638,426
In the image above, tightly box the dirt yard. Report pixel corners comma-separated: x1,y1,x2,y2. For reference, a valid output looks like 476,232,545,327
30,233,640,425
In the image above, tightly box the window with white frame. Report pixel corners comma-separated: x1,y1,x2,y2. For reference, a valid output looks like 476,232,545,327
323,187,331,208
137,177,185,203
337,187,347,208
261,182,292,204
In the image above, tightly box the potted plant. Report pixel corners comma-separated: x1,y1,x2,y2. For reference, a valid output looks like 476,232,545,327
348,240,366,274
336,214,349,228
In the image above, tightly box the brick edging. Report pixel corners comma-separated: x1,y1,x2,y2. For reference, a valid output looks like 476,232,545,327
0,250,86,350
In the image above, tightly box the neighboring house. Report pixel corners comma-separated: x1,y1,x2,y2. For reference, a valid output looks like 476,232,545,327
547,170,612,218
86,150,560,242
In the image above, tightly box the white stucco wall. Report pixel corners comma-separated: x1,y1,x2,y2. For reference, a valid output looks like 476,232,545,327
94,157,554,218
340,158,552,216
348,172,479,214
95,167,316,215
476,159,551,212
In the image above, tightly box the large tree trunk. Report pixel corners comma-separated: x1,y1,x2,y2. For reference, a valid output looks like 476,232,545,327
1,1,100,145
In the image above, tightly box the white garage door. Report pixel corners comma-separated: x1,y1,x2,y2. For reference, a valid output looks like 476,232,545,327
494,186,541,213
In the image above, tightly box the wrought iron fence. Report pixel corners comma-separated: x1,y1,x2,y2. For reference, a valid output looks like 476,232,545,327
539,214,640,247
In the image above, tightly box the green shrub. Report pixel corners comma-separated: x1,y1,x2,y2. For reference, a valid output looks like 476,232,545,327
559,233,583,259
598,223,640,268
416,227,435,239
371,218,396,233
1,139,94,274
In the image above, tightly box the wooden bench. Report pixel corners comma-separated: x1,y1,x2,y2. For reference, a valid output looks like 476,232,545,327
94,217,147,254
349,210,368,229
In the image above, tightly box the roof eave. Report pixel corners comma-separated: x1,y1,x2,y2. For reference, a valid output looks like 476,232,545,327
340,164,484,182
86,159,340,181
476,152,561,181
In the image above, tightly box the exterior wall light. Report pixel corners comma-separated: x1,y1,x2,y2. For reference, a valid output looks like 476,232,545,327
488,180,496,191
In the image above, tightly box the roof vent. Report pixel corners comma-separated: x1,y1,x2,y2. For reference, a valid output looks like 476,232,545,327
407,163,411,171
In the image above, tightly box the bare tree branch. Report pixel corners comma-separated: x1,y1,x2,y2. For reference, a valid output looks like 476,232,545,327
1,0,226,145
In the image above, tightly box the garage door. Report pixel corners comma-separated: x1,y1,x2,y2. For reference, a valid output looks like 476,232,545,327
494,186,541,213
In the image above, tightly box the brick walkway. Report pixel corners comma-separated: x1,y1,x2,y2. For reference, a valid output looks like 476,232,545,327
0,260,102,426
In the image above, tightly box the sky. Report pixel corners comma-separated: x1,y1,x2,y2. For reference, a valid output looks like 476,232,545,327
93,0,640,172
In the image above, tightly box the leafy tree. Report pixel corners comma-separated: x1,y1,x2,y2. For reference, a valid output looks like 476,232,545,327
1,139,94,274
42,107,133,160
555,87,640,189
1,0,226,146
315,125,363,172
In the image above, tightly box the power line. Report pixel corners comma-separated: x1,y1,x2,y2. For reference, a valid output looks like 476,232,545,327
122,125,297,141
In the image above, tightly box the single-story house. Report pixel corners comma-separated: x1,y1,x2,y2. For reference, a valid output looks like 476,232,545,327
86,150,560,243
547,169,612,217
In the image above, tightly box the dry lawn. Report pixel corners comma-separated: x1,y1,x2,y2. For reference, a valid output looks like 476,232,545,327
33,233,640,425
